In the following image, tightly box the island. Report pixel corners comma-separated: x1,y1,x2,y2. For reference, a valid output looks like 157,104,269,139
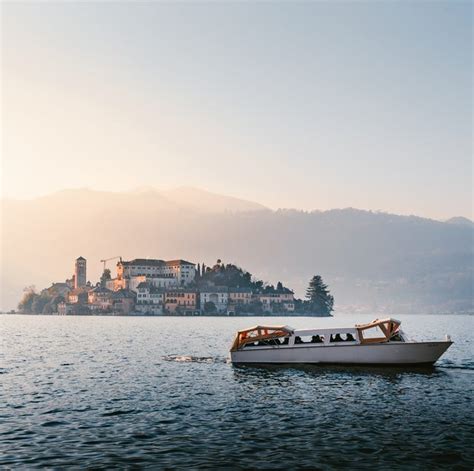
17,257,334,317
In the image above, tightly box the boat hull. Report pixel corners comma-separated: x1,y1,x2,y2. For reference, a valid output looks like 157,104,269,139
230,341,452,365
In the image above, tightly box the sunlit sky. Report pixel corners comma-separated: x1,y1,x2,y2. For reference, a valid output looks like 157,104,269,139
1,1,472,219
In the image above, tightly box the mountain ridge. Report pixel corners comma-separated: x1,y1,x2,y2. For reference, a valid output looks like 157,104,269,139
3,187,471,222
1,188,472,313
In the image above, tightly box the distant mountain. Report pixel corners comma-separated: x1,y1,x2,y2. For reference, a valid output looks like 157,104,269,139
445,216,474,227
1,189,473,314
160,186,268,213
130,186,268,213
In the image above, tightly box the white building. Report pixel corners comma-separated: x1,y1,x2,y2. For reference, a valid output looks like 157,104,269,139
129,275,178,291
117,259,165,278
258,289,295,313
162,260,196,286
116,259,195,287
135,282,164,315
200,287,229,313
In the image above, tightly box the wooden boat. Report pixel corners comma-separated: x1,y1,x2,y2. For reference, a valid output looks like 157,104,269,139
229,318,452,365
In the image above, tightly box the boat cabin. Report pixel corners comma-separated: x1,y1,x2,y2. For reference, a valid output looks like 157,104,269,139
230,318,406,351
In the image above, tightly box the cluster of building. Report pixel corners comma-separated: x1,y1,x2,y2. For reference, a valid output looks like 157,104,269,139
55,256,295,316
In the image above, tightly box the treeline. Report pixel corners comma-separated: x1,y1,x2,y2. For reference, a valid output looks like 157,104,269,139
17,286,64,314
195,260,292,293
196,261,334,316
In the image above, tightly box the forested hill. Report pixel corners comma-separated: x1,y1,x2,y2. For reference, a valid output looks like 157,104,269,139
1,189,472,313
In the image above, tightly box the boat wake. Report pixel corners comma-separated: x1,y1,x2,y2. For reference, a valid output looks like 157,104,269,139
438,360,474,371
163,355,229,364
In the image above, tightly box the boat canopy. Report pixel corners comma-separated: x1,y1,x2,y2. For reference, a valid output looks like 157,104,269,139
355,318,401,344
230,325,294,352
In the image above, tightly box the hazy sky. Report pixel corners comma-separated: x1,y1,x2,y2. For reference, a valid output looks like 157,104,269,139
2,1,472,219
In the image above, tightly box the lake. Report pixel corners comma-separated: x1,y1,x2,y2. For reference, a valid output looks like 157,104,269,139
1,314,473,469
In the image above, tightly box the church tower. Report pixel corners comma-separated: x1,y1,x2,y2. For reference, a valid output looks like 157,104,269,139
74,256,87,289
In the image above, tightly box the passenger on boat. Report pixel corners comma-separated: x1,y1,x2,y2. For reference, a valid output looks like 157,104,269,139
311,335,323,343
330,333,343,342
282,338,289,345
346,333,355,342
294,336,303,344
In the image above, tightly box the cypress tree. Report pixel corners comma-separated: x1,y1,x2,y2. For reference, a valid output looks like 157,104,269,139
305,275,334,316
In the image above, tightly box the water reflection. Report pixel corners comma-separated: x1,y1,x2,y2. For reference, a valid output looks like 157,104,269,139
232,362,442,379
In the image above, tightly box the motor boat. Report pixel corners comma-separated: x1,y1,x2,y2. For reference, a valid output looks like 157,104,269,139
230,318,452,365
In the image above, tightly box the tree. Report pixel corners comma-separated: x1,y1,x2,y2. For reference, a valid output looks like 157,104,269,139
253,280,264,291
198,263,256,289
31,294,50,314
203,301,217,314
18,286,38,313
305,275,334,316
100,269,111,287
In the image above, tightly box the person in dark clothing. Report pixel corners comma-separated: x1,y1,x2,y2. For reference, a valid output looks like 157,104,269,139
294,336,303,344
311,335,323,343
331,333,343,342
346,333,355,342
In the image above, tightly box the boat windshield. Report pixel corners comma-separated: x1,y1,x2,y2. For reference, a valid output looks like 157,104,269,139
356,318,402,344
230,325,293,351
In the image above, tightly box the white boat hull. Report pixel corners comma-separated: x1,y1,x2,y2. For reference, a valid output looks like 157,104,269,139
230,341,452,365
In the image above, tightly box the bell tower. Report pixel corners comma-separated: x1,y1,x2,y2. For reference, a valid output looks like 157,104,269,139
74,256,87,289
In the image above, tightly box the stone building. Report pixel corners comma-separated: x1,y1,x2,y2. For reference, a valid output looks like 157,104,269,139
88,286,114,312
258,289,295,313
229,287,253,305
116,258,196,288
135,282,164,315
74,256,87,289
164,289,198,314
112,289,136,315
200,287,229,313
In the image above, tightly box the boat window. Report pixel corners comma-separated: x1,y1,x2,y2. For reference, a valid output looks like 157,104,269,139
252,338,283,347
360,326,384,340
294,335,324,344
357,326,387,344
330,333,344,342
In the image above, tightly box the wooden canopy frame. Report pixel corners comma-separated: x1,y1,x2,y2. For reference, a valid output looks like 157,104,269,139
355,318,401,345
230,325,293,352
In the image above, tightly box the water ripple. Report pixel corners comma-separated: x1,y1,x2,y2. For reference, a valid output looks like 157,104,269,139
1,314,473,469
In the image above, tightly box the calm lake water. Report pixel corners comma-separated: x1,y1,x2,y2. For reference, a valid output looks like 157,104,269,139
1,314,473,470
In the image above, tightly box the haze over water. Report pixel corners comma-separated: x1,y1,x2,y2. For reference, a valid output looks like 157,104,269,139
1,314,473,469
